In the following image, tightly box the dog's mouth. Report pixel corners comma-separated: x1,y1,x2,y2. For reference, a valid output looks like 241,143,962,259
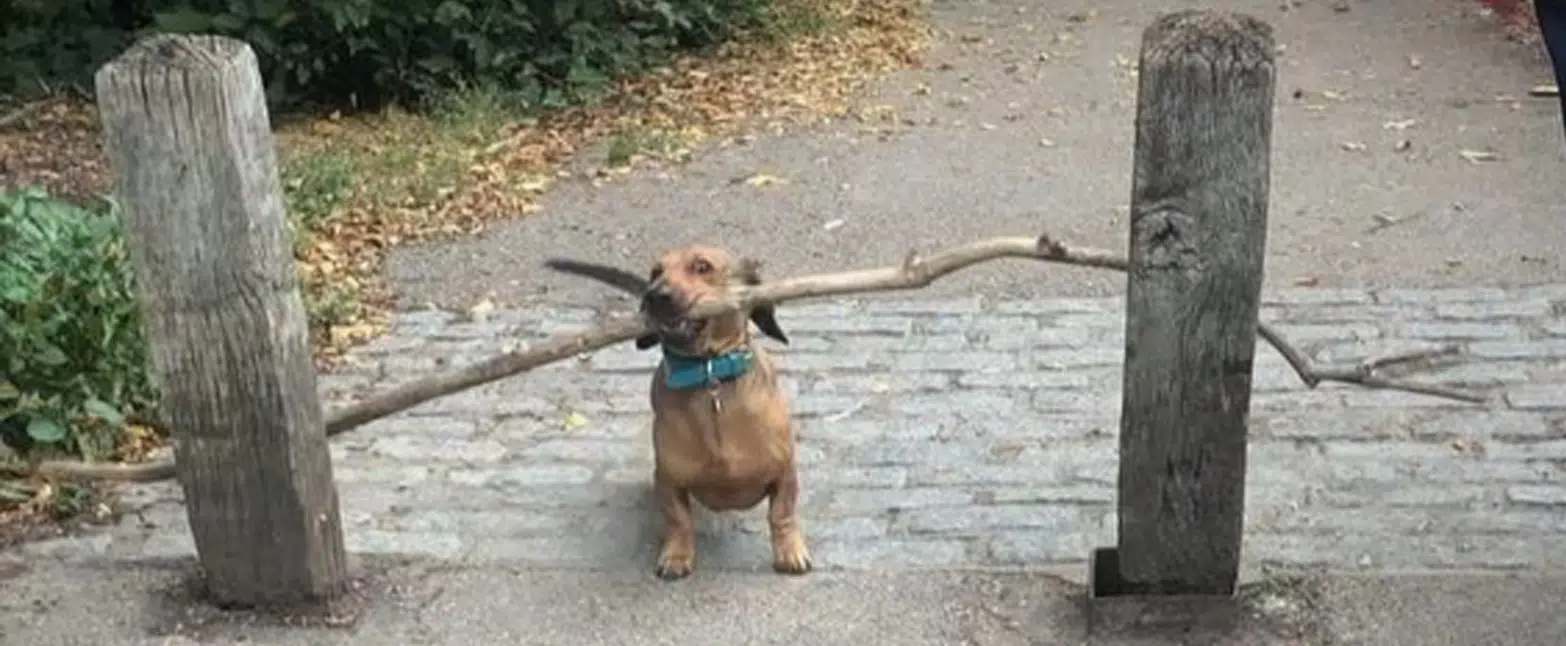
641,289,706,347
652,316,705,344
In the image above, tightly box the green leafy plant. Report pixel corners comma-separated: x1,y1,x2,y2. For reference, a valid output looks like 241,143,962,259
0,0,134,98
2,0,781,113
282,148,355,252
0,186,159,462
605,128,688,166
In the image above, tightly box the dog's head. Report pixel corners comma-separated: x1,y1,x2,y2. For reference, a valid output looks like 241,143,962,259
638,246,789,355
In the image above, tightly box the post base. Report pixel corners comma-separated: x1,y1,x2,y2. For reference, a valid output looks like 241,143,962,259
1085,546,1241,636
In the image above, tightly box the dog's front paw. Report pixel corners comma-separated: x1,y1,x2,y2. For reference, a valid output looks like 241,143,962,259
771,537,812,576
655,545,695,581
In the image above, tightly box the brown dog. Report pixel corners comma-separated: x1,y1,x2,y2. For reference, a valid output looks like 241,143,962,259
545,247,809,580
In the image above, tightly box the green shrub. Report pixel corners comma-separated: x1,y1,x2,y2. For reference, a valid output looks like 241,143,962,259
2,0,778,112
0,186,158,462
0,0,133,99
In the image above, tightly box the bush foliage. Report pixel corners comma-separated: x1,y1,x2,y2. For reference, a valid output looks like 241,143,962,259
0,187,159,462
2,0,778,111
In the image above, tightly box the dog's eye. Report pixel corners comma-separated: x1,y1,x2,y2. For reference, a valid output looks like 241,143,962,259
690,259,713,275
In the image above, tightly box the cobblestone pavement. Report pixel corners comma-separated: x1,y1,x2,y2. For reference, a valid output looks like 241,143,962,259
21,284,1566,573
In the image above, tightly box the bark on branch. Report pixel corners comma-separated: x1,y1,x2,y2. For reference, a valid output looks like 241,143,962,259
11,234,1489,483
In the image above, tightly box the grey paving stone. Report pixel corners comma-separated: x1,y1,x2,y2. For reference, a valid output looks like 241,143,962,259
1469,339,1566,361
1257,507,1566,537
894,503,1099,536
991,297,1116,315
888,351,1021,372
783,315,916,335
826,487,975,513
36,284,1566,575
782,300,866,318
806,466,910,489
1435,299,1554,320
986,529,1110,565
956,368,1118,391
1308,483,1496,508
780,351,881,372
367,434,509,463
1506,486,1566,507
1276,304,1425,323
1377,287,1510,304
1396,321,1524,341
1339,389,1486,409
858,296,986,315
1270,323,1384,343
1268,288,1376,305
1507,385,1566,410
1412,410,1558,440
447,465,598,488
981,323,1113,350
985,484,1116,505
1424,361,1536,387
517,438,651,465
808,372,954,394
842,333,970,353
811,517,891,540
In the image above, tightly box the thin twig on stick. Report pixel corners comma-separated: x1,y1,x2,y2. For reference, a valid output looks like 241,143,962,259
1256,326,1485,403
12,234,1488,483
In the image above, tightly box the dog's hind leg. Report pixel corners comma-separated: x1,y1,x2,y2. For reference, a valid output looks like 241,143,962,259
766,466,812,575
653,471,698,580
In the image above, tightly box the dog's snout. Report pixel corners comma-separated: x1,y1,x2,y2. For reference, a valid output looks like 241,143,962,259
642,285,680,316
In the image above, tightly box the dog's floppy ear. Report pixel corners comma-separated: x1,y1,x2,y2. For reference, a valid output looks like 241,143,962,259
737,257,788,345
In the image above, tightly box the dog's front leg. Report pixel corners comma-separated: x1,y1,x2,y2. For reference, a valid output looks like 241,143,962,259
766,465,812,575
654,471,697,580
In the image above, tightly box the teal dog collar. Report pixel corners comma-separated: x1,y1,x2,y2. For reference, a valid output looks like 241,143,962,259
662,347,755,391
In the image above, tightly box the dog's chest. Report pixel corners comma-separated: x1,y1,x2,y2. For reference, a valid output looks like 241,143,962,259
653,383,790,483
664,394,783,456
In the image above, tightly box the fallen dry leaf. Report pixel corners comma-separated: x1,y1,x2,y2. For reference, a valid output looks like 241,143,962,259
563,411,589,431
0,0,934,529
0,0,942,540
1451,437,1486,456
467,298,496,323
330,322,382,345
743,172,788,188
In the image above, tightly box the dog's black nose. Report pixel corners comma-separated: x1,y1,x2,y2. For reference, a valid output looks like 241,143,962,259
641,287,680,317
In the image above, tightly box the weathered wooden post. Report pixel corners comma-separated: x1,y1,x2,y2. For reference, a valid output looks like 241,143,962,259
95,34,349,606
1091,11,1276,600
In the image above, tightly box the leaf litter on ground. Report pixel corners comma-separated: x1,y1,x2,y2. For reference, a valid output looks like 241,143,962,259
0,0,930,529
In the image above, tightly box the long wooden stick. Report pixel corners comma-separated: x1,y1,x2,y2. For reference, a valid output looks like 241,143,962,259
12,234,1488,483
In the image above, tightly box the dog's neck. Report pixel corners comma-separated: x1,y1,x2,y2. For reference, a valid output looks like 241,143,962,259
661,343,754,391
